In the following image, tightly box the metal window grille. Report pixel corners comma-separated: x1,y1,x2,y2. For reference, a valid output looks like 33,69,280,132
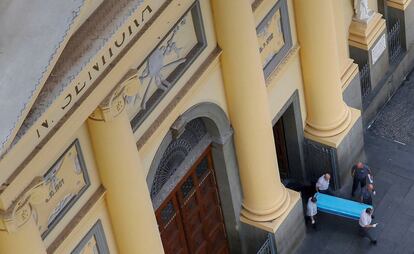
359,63,371,98
388,18,404,65
257,234,277,254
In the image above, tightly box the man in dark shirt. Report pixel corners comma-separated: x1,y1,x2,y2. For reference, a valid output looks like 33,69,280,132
351,162,372,197
360,183,375,205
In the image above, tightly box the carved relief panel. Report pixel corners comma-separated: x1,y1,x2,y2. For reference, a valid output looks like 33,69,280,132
31,140,90,238
256,0,292,78
123,1,207,130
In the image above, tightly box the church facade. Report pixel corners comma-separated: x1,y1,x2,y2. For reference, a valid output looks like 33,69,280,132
0,0,413,253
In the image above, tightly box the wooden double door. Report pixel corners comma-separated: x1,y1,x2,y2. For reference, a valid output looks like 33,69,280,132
155,147,229,254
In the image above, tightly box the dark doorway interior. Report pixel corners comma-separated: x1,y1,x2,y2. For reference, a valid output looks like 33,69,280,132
273,117,289,180
272,103,305,189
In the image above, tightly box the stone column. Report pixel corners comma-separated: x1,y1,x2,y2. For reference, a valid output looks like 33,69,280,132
0,216,47,254
333,0,355,80
333,0,362,110
87,88,164,253
211,0,290,222
295,0,352,138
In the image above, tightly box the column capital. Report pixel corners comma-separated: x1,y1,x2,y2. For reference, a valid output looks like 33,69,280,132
89,75,139,122
0,177,46,233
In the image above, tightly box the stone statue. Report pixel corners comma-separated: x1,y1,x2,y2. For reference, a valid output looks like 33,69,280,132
354,0,373,22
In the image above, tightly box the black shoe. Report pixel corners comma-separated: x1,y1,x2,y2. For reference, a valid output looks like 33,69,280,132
371,215,375,219
370,240,377,245
351,193,355,197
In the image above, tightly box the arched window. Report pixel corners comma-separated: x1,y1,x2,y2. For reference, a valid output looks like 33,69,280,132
150,119,207,199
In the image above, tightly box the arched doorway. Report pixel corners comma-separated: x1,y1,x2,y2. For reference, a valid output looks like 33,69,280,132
147,103,242,253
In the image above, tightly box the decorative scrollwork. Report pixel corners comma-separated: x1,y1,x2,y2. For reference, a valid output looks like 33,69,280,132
89,75,140,122
150,119,207,199
0,177,48,232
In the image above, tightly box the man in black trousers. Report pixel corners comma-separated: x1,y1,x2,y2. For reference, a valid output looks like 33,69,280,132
359,208,378,245
351,162,372,197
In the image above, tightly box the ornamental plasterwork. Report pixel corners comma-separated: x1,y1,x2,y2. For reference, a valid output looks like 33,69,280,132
89,76,140,122
0,141,88,234
126,14,195,117
31,140,89,238
256,0,292,79
257,9,285,67
0,177,45,232
123,2,206,129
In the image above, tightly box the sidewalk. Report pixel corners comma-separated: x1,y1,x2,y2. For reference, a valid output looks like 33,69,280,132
296,77,414,254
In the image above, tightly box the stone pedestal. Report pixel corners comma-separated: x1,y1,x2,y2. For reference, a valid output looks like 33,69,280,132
349,13,389,94
240,190,305,254
387,0,414,51
304,108,364,189
341,61,363,110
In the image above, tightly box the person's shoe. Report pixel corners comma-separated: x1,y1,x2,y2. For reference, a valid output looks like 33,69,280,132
371,215,375,219
370,240,377,245
351,193,355,197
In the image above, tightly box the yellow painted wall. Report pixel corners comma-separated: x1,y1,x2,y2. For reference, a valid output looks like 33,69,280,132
52,196,118,254
369,0,379,12
266,54,306,124
254,0,307,127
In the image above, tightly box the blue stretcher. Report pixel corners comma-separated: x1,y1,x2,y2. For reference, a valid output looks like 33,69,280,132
315,193,373,220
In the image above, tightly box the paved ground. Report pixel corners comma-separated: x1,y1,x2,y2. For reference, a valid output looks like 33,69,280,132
369,71,414,146
296,75,414,254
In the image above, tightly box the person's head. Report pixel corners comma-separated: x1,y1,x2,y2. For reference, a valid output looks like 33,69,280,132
365,208,372,214
324,173,331,181
357,162,364,168
367,184,374,191
311,197,317,203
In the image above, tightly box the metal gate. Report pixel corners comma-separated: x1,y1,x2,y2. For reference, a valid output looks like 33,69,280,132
305,139,339,189
388,18,403,65
359,63,371,98
257,234,277,254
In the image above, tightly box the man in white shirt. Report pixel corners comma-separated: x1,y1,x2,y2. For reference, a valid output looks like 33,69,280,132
315,173,332,195
359,208,377,244
306,196,318,229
